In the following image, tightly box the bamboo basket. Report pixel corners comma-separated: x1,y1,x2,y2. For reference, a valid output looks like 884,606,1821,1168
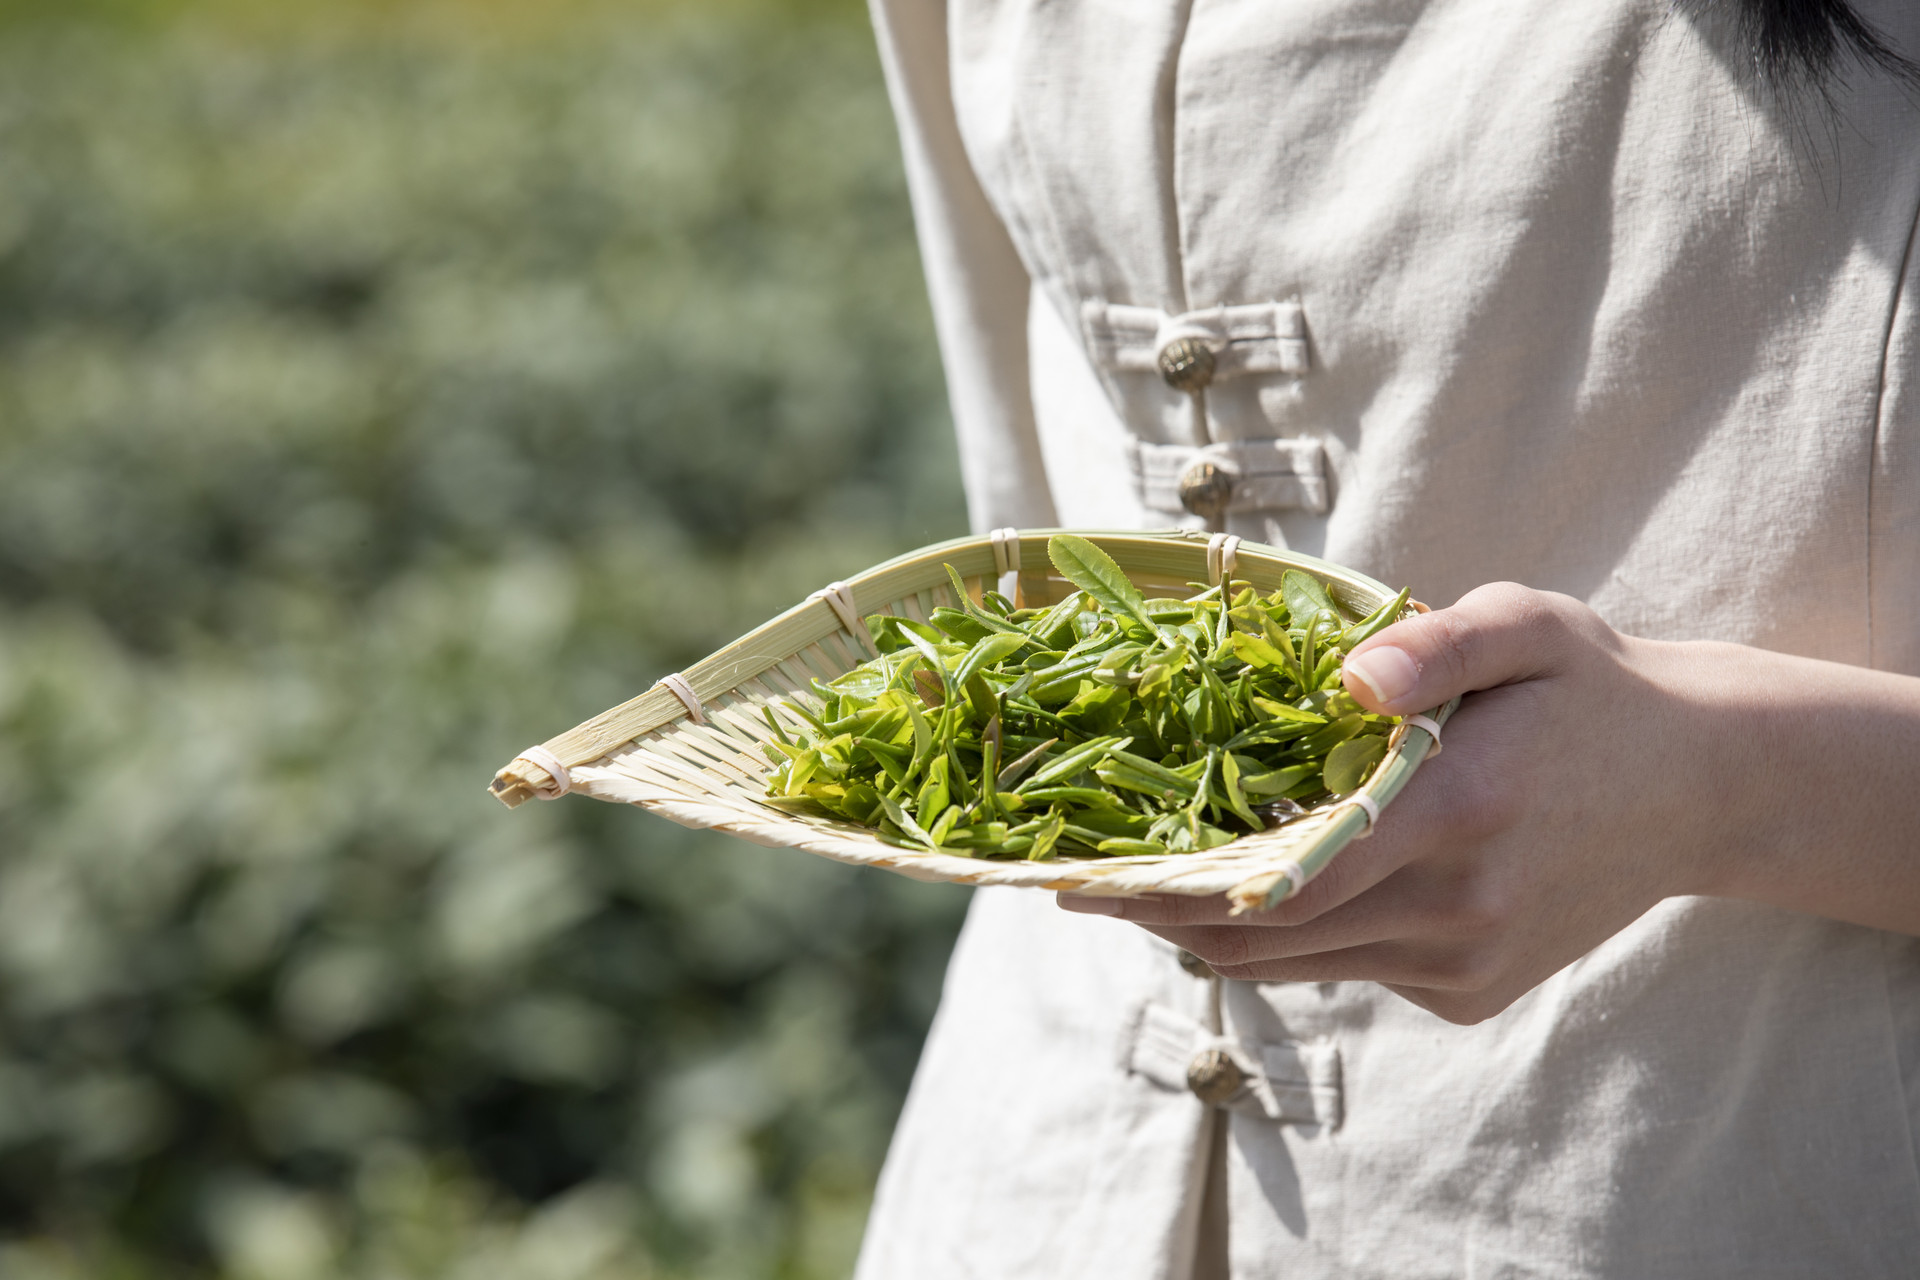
489,529,1453,913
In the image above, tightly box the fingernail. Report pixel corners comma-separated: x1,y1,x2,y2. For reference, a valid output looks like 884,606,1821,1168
1344,645,1420,707
1057,895,1123,916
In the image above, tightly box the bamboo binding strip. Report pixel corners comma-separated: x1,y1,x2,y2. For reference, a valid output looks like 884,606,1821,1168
489,528,1454,913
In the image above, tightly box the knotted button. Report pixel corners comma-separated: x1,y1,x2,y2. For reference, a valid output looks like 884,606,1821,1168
1186,1048,1245,1106
1178,460,1235,521
1157,336,1216,393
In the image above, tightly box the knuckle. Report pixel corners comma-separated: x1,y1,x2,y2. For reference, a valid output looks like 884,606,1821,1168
1425,945,1503,994
1281,862,1349,920
1187,927,1255,969
1466,580,1536,614
1513,587,1613,665
1165,899,1208,928
1524,596,1590,664
1386,981,1516,1026
1146,895,1212,927
1255,858,1348,926
1434,771,1524,842
1423,608,1481,687
1542,590,1610,643
1450,583,1605,675
1442,878,1517,938
1430,994,1501,1026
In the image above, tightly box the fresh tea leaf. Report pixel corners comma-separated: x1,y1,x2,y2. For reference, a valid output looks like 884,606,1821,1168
1048,534,1154,631
1322,733,1389,794
1281,569,1340,628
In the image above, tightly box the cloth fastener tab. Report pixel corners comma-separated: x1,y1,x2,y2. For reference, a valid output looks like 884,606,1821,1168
1128,437,1329,518
1081,300,1310,380
1125,1000,1342,1128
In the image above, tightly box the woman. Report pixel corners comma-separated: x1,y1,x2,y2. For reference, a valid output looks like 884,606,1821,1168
855,1,1920,1275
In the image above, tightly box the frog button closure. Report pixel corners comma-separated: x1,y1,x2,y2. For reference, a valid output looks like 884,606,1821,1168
1157,335,1216,392
1126,1002,1345,1128
1187,1048,1246,1106
1177,459,1235,520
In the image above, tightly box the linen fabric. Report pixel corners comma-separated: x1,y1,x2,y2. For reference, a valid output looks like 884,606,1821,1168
855,1,1920,1276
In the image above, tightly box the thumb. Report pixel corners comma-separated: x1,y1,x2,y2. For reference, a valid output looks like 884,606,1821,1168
1340,582,1578,716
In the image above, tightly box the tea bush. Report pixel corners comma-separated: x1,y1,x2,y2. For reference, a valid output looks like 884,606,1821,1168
0,2,972,1276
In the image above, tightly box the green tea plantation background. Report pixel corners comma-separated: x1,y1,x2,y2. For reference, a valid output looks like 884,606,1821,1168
0,0,976,1275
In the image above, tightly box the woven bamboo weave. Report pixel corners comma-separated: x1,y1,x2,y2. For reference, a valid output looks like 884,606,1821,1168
489,529,1454,912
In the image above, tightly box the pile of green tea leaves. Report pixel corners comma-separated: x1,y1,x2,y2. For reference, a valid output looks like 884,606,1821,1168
761,535,1411,860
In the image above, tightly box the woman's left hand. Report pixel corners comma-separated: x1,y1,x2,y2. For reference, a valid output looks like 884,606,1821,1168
1058,581,1920,1025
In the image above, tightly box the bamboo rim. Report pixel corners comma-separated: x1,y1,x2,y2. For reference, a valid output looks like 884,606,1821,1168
489,528,1454,913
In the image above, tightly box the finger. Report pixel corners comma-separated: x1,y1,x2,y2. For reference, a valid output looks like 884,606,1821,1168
1059,759,1449,930
1179,938,1488,988
1133,863,1462,964
1061,687,1522,931
1057,891,1238,926
1379,982,1519,1026
1234,734,1479,925
1341,582,1591,717
1138,911,1393,967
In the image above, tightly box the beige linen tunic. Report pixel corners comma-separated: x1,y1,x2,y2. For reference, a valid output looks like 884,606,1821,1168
856,2,1920,1276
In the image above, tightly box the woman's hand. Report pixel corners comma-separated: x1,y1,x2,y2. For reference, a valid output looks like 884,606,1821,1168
1058,582,1920,1024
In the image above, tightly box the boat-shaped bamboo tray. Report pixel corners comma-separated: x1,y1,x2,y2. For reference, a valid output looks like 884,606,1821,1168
489,529,1452,912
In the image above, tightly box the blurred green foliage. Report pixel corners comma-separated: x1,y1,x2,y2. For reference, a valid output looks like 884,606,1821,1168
0,0,973,1276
